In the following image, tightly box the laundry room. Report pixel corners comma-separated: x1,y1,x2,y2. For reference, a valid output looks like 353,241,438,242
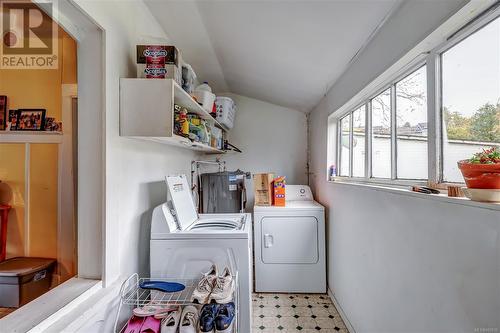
0,1,499,333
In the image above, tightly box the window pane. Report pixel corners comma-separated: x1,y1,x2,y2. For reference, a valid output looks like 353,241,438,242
396,66,428,179
371,89,391,178
339,115,351,176
442,17,500,182
352,106,366,177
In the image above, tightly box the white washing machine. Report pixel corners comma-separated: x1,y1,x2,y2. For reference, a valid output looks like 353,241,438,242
150,175,252,333
254,185,326,293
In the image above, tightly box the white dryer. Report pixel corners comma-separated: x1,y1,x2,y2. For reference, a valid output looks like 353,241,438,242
254,185,326,293
150,175,252,333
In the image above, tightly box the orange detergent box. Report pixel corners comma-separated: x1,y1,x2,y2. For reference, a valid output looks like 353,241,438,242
272,176,286,206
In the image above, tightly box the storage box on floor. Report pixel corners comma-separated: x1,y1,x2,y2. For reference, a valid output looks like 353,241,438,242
0,257,56,307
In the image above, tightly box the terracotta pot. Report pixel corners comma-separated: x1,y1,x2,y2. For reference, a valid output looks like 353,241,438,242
457,160,500,189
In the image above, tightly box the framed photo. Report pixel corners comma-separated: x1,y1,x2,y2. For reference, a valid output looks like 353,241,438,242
15,109,46,131
0,96,6,130
8,110,17,130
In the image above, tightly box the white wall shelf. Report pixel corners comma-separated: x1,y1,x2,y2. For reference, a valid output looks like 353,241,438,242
127,135,224,154
0,131,63,144
120,78,225,154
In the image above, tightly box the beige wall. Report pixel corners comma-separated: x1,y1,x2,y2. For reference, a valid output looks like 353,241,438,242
0,24,77,270
0,144,25,257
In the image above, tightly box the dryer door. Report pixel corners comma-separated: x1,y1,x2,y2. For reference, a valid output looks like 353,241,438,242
261,216,318,264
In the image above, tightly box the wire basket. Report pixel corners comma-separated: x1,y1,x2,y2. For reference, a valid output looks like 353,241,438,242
114,273,239,333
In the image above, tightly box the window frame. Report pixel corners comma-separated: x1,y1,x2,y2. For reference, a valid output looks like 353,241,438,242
336,62,427,184
332,5,500,187
436,10,500,184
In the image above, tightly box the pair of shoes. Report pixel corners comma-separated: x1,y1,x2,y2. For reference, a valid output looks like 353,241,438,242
199,303,235,333
161,305,199,333
124,315,161,333
191,265,234,304
132,302,178,318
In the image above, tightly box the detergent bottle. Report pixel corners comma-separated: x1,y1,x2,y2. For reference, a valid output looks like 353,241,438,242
180,108,189,135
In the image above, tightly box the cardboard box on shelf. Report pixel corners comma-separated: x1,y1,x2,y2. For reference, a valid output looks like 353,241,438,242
253,173,274,206
136,45,182,84
136,45,180,65
272,176,286,206
138,63,181,84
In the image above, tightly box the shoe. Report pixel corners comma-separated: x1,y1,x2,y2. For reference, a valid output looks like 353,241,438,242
179,305,199,333
191,264,218,304
123,315,145,333
160,307,181,332
198,303,219,333
209,267,234,303
133,302,178,318
139,315,161,333
215,302,235,333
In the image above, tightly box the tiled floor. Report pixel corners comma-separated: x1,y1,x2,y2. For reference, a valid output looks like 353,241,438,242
252,293,349,332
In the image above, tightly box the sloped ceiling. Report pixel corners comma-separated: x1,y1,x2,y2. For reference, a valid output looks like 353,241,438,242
145,0,400,112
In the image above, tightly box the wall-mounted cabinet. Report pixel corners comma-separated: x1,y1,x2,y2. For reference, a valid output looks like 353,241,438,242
120,78,225,154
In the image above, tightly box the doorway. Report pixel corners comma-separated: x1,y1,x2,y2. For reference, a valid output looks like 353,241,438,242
0,10,78,316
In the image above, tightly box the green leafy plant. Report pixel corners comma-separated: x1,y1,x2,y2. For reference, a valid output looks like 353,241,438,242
468,147,500,164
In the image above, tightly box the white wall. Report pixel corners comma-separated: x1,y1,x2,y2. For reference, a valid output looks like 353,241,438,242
308,0,500,332
72,0,200,283
220,93,308,210
71,0,309,282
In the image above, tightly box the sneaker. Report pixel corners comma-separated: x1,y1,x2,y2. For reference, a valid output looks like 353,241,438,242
191,264,218,304
209,267,234,304
179,305,199,333
160,307,181,333
215,302,235,333
198,303,219,333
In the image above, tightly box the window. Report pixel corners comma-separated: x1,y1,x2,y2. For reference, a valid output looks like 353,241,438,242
441,16,500,182
337,66,427,181
332,8,499,186
371,89,391,178
352,106,366,177
396,66,428,179
339,114,351,176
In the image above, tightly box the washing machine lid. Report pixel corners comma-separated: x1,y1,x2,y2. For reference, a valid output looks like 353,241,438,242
166,174,198,231
166,175,246,232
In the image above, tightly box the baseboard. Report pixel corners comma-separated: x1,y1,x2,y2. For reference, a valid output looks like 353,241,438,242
327,287,356,333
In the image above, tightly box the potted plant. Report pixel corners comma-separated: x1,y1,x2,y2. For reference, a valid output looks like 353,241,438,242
457,147,500,189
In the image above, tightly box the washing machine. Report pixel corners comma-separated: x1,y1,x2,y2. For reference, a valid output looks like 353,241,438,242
150,175,252,333
254,185,326,293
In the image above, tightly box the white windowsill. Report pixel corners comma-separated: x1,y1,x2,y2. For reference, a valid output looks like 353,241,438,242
327,179,500,211
0,277,101,333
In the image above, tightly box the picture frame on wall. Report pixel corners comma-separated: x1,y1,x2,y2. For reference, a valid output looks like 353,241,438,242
15,109,46,131
8,110,17,130
0,96,7,130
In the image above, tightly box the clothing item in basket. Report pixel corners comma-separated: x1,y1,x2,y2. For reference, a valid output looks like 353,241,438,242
179,305,200,333
139,280,185,293
209,267,234,304
160,307,182,333
139,315,161,333
133,302,178,317
124,315,146,333
215,302,235,333
199,303,219,332
191,264,218,304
